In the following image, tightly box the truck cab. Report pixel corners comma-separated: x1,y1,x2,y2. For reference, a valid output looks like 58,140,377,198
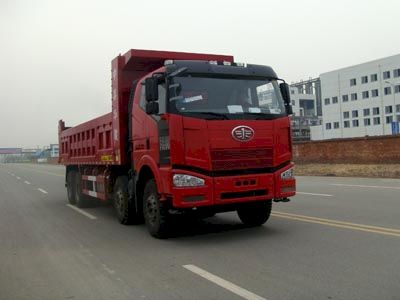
128,59,295,237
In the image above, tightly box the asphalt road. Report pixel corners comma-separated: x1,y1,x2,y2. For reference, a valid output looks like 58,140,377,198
0,163,399,300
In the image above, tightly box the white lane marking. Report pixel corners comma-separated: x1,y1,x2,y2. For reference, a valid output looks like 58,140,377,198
10,173,15,176
183,264,267,300
16,176,21,180
38,188,48,194
66,204,97,220
24,181,31,185
11,166,63,177
330,183,400,190
101,263,116,274
297,192,333,197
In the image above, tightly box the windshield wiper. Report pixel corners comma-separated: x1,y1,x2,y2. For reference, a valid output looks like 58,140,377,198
183,111,230,120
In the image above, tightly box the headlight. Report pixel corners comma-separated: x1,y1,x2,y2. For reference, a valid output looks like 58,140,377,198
173,174,205,187
281,168,294,180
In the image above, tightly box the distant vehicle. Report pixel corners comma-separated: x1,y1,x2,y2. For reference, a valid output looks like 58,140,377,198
58,49,295,238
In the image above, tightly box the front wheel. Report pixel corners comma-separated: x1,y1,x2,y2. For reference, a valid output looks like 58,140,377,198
237,201,272,227
143,179,169,238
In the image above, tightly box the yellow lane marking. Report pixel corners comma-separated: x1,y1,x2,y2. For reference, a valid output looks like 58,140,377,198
272,211,400,238
330,183,400,190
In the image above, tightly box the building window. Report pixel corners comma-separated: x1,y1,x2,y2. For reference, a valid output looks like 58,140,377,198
364,118,371,126
373,117,381,125
384,87,392,95
396,104,400,113
385,106,393,114
292,100,296,106
350,78,357,86
334,122,340,129
362,91,369,99
371,74,378,82
332,96,338,104
371,89,379,97
352,110,358,118
344,120,350,128
343,111,350,119
373,107,380,115
291,89,295,94
363,108,370,116
324,98,330,105
352,119,359,127
386,116,393,124
326,123,332,130
394,69,400,78
383,71,391,79
397,115,400,122
351,93,358,101
361,76,368,84
395,85,400,93
342,94,349,102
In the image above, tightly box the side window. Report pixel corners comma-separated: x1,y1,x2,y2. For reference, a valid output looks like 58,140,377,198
158,84,166,114
139,85,146,110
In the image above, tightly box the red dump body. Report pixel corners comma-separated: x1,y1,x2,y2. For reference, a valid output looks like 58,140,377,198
59,49,233,165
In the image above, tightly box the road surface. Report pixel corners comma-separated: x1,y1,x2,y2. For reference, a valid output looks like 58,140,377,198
0,163,399,300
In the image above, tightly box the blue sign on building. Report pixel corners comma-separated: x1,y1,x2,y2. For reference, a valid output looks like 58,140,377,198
392,121,400,135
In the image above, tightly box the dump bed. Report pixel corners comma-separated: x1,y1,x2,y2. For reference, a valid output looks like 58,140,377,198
59,49,233,166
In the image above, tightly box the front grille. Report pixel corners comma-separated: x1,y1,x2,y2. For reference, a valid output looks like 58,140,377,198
220,189,268,200
211,148,273,171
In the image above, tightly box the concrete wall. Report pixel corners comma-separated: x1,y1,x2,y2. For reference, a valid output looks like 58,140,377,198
293,135,400,164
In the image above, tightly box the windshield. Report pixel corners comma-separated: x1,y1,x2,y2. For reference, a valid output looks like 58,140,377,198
168,76,286,119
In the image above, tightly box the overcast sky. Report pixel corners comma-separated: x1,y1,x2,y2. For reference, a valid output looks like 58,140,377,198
1,0,399,148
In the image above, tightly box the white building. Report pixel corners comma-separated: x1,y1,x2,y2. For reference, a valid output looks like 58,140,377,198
289,79,322,140
50,144,59,158
290,87,318,117
311,54,400,140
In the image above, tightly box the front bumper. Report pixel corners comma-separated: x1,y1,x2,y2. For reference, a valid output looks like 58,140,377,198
161,163,296,209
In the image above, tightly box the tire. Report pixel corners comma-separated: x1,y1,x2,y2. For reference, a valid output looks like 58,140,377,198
143,179,169,238
237,201,272,227
66,171,76,205
75,172,89,208
113,176,140,225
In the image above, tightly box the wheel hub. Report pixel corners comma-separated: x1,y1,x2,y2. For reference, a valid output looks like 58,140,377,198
146,194,158,225
115,191,124,213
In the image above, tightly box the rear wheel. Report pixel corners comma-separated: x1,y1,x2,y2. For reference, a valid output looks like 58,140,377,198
66,171,76,205
237,201,272,227
75,172,89,208
113,176,140,225
143,179,169,238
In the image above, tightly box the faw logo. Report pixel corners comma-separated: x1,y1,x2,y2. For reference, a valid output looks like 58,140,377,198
231,126,254,142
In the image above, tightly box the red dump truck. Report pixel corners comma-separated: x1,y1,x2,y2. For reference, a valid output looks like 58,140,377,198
59,49,295,238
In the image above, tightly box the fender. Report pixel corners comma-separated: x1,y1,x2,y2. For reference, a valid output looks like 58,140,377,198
136,154,164,193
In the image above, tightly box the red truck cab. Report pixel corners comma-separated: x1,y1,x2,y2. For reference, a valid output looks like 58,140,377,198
59,49,295,238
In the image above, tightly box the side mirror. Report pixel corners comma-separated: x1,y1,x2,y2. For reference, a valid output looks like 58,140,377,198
279,82,293,115
145,101,159,115
286,105,293,115
279,82,291,104
145,77,159,102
